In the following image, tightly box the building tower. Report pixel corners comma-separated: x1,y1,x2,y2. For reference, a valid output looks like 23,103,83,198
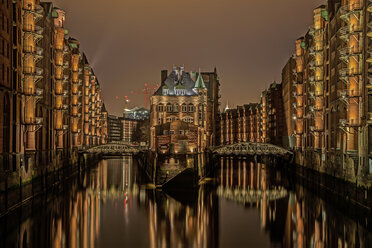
69,38,83,147
339,1,362,155
53,8,67,149
23,0,44,151
309,6,326,151
294,38,305,149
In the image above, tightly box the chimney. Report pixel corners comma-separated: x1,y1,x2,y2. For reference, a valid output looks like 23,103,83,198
161,70,168,84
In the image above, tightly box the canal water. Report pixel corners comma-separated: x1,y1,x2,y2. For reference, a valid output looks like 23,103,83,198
1,156,372,247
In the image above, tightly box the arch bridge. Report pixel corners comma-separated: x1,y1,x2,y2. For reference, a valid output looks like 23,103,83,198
217,186,288,204
82,142,143,155
213,142,292,157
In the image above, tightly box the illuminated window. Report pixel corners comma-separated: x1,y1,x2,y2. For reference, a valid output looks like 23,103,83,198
167,103,172,112
183,117,194,123
174,104,179,112
158,104,164,112
188,104,194,112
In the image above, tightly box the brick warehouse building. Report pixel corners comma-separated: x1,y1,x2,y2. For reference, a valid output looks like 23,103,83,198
0,1,107,199
290,0,372,185
219,82,284,147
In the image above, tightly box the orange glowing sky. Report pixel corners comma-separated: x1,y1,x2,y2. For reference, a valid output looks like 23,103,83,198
51,0,325,116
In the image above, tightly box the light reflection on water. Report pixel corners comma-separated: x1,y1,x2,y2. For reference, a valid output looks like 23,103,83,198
1,156,372,248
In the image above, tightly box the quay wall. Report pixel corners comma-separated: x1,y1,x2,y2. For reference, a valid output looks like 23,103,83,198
293,150,372,211
0,150,100,217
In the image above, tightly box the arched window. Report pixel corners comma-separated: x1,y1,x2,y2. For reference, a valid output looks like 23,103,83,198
158,104,164,112
182,104,187,113
173,104,179,112
167,103,172,112
188,104,194,113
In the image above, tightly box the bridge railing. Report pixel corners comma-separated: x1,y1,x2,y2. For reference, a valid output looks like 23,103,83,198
213,142,292,156
82,142,144,154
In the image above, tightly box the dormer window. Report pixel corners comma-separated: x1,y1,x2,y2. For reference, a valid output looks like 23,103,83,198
162,85,169,95
175,89,185,95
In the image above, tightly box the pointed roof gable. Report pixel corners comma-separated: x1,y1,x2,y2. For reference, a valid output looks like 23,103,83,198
194,71,206,89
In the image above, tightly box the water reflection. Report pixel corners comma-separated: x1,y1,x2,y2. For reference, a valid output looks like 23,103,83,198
1,156,372,247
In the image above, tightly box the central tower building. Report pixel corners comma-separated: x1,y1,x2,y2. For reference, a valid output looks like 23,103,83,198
150,66,220,153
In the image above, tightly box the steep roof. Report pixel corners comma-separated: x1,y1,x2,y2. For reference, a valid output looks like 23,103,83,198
175,83,186,89
194,71,206,89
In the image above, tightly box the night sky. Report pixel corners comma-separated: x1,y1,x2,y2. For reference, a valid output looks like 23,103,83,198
51,0,325,116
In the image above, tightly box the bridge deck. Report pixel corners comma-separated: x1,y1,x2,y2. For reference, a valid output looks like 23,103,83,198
213,142,292,156
82,142,144,155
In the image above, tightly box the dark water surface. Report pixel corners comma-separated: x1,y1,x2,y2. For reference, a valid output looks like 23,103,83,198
1,156,372,248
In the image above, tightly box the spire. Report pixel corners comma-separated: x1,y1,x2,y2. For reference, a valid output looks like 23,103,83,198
101,103,107,113
194,69,206,89
225,100,230,112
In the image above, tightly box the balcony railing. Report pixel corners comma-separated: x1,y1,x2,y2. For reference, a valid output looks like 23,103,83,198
339,119,348,127
309,25,315,36
339,68,348,77
340,2,363,15
368,0,372,12
338,26,349,36
349,68,361,76
350,24,362,34
367,112,372,124
23,24,44,36
72,102,82,107
35,88,43,96
367,77,372,89
72,91,82,96
23,67,43,76
63,46,69,54
35,117,43,125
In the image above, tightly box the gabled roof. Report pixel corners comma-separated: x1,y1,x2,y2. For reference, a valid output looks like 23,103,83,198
175,83,186,89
